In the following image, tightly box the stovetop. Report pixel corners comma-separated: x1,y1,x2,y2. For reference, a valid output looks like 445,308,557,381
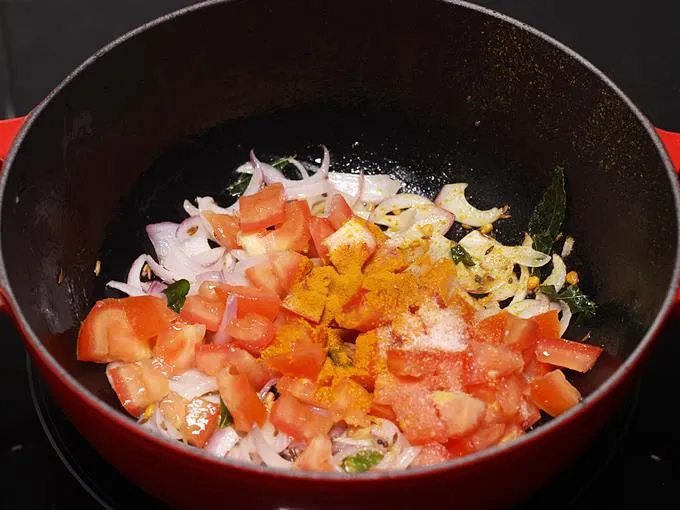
1,1,679,509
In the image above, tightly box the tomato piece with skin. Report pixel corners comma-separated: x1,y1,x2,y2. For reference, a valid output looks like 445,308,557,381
308,217,335,263
535,337,603,373
238,183,286,232
522,354,552,383
329,378,372,426
464,341,524,385
269,250,309,293
529,369,581,417
433,391,486,439
183,397,220,448
446,423,507,457
78,299,153,363
225,346,276,390
203,211,241,249
327,194,353,230
277,376,322,407
337,289,385,332
271,200,312,252
532,310,561,341
153,321,206,375
265,343,326,379
121,295,177,340
246,262,284,297
270,393,333,441
180,295,225,332
195,344,232,376
502,314,539,351
106,359,169,417
226,313,275,355
370,402,397,421
217,370,266,432
294,435,334,472
212,283,281,321
411,442,452,468
387,349,464,392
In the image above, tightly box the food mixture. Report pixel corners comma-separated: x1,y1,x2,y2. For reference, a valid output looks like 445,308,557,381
77,147,602,472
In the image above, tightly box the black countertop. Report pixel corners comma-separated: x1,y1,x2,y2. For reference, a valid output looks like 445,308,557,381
1,1,679,509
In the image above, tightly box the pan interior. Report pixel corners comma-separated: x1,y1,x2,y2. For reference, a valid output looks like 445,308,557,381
0,0,675,424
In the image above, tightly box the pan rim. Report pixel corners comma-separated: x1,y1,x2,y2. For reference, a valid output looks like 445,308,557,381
0,0,678,485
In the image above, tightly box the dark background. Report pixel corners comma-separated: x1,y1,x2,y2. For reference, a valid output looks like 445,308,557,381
1,0,679,130
0,1,678,509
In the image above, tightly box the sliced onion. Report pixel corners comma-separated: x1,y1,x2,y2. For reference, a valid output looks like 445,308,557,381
435,183,507,227
169,369,219,401
205,426,240,457
328,172,402,203
250,425,293,469
476,302,502,321
543,254,567,292
459,231,550,268
284,179,331,199
371,418,400,448
559,301,572,336
258,378,280,400
213,294,237,344
196,271,223,282
331,445,365,465
352,170,365,207
176,216,208,242
506,296,560,319
139,406,183,441
147,281,168,295
511,265,530,304
395,446,422,469
221,272,250,286
561,235,575,258
106,280,146,296
333,437,376,449
126,253,148,290
369,193,432,224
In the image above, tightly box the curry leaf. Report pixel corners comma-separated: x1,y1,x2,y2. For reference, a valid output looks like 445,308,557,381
341,450,384,473
162,279,190,313
451,244,475,267
271,157,291,170
540,284,598,322
219,397,234,428
224,173,252,197
528,167,566,255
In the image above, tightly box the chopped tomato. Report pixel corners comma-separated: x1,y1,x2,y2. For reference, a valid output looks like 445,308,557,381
183,397,219,448
246,251,309,298
277,376,322,406
494,374,527,420
327,194,353,230
446,423,506,457
222,346,276,390
195,344,232,376
529,369,581,417
522,354,551,383
217,371,266,432
106,359,169,416
226,313,275,355
411,443,452,468
386,349,463,389
180,295,225,332
294,435,334,472
213,283,281,321
78,299,152,363
322,217,377,272
370,402,397,421
329,378,372,426
535,337,603,373
308,217,335,263
269,250,309,293
364,245,408,274
464,342,524,385
433,391,486,439
336,289,384,332
245,262,283,296
265,343,326,379
153,321,206,375
271,200,311,252
203,212,240,249
238,183,286,232
159,392,188,432
532,310,561,340
121,296,177,340
270,393,333,441
503,314,539,351
471,311,506,344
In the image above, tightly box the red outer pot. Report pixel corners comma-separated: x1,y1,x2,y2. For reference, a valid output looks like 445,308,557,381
1,1,680,509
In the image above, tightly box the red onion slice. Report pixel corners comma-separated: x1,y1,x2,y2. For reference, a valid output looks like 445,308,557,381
288,158,310,179
257,378,280,400
169,369,219,401
106,281,146,296
176,216,208,242
213,294,237,344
